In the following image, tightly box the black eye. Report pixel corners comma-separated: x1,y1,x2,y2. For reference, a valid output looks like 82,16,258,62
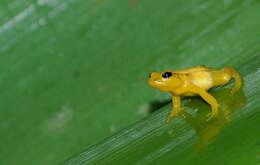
162,72,172,78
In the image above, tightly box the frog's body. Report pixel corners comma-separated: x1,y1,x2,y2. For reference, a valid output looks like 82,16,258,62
171,66,213,96
148,66,242,122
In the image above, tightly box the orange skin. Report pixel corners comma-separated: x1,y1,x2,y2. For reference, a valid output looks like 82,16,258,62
148,66,243,122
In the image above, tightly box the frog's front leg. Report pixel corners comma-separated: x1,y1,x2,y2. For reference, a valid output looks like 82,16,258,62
187,85,219,121
166,95,185,122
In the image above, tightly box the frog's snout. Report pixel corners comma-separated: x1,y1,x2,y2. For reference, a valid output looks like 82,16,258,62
149,72,159,79
148,72,162,87
148,72,170,92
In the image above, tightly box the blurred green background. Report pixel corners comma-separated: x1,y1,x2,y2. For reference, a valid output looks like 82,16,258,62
0,0,260,164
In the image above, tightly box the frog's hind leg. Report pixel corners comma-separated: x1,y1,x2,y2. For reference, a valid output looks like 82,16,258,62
222,66,243,95
212,66,243,95
187,85,219,121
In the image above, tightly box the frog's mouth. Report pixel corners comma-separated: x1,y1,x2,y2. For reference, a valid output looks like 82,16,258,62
149,80,169,92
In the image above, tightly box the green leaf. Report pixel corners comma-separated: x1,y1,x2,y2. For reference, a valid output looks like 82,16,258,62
63,68,260,164
1,0,260,164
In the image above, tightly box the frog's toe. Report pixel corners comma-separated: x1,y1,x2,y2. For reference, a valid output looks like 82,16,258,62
166,112,179,123
165,107,187,123
166,114,176,123
206,112,217,121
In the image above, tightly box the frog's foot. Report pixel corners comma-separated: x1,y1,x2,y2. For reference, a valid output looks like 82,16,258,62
166,107,186,123
206,103,219,121
206,109,219,121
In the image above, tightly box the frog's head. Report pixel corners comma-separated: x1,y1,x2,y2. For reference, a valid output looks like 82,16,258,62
148,71,182,92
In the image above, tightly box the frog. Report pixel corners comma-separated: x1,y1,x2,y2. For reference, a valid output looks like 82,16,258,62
148,65,243,122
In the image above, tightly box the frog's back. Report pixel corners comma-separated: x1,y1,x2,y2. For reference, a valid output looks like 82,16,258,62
172,65,213,74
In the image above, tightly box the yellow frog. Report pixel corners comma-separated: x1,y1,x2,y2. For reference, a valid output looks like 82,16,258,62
148,66,243,122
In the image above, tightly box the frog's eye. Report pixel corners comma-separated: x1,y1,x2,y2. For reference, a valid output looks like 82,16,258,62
162,72,172,79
